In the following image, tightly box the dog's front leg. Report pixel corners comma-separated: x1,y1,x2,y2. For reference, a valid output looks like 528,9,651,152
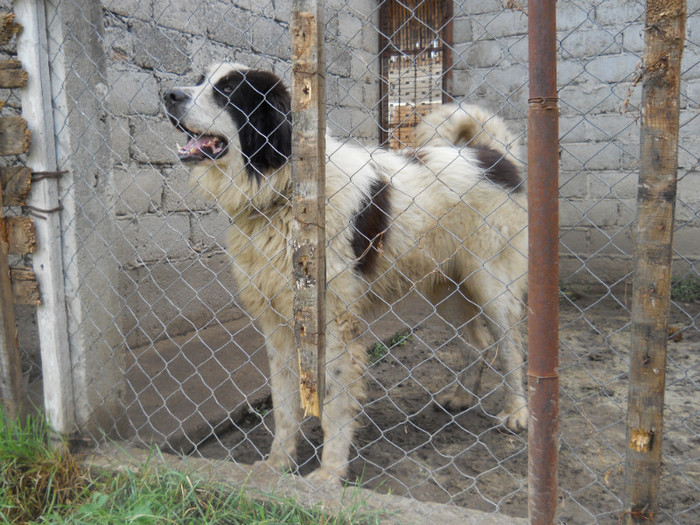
263,331,304,472
305,315,367,484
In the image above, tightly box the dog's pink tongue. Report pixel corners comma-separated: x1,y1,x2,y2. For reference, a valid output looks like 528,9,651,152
178,136,224,158
179,136,205,157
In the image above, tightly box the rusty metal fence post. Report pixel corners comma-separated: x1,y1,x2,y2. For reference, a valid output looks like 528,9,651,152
623,1,686,523
291,0,326,418
527,0,559,523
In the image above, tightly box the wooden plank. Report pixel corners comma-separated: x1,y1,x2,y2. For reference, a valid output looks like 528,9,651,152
623,1,686,524
0,116,31,156
0,13,22,45
0,60,27,88
0,175,21,418
291,0,326,419
6,216,36,255
0,166,31,206
10,266,40,305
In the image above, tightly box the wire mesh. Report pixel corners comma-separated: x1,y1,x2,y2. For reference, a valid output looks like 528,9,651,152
9,0,700,522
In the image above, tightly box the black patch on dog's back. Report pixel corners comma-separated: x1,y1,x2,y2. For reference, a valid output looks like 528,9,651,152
352,179,392,276
474,146,523,193
213,70,292,181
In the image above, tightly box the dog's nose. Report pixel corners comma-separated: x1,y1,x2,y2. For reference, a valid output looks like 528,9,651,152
164,88,189,105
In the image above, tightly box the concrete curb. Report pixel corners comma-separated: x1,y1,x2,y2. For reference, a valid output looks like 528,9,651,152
86,443,528,525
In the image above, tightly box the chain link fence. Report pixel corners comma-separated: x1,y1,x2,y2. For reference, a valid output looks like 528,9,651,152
7,0,699,522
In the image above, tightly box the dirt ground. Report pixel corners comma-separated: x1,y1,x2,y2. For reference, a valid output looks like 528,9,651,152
134,291,699,524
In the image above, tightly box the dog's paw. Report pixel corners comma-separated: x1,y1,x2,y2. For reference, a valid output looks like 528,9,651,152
435,389,476,413
498,405,528,432
252,452,297,474
304,467,343,487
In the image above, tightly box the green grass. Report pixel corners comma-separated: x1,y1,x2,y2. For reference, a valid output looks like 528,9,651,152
671,275,700,303
0,412,379,524
369,330,413,364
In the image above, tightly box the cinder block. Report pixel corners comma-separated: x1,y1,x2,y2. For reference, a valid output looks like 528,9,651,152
151,0,209,35
559,228,589,256
594,1,645,27
113,166,164,216
589,226,634,257
119,255,242,348
461,39,505,69
589,170,638,201
117,213,191,264
131,19,191,73
251,16,289,59
673,227,700,258
471,10,527,40
559,198,586,228
560,142,623,172
106,68,161,116
585,54,640,84
556,2,598,32
452,16,474,44
559,29,624,59
107,116,132,164
131,118,181,164
103,0,151,20
620,23,645,53
190,211,232,253
560,172,590,200
162,165,217,213
581,198,628,228
455,0,504,17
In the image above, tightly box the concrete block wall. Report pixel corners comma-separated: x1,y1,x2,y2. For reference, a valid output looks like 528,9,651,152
454,0,700,287
46,0,700,350
93,0,381,347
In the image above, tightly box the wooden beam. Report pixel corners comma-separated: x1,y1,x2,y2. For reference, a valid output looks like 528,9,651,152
6,216,36,255
10,266,40,305
0,174,21,418
0,166,31,206
0,13,22,45
0,116,31,156
0,60,28,88
623,1,686,523
291,0,326,419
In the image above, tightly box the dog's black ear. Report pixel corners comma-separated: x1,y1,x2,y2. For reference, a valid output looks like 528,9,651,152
216,70,291,180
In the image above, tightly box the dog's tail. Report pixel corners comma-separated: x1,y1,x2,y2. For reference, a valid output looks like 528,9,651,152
414,104,520,163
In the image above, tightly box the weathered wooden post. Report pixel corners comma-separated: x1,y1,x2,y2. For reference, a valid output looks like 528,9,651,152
0,13,37,420
623,1,686,523
290,0,326,418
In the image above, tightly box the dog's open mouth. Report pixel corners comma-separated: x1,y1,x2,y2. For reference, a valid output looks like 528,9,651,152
177,131,229,163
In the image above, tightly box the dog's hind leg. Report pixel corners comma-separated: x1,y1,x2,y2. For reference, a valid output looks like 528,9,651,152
435,314,489,412
306,312,366,484
480,290,528,432
435,280,528,432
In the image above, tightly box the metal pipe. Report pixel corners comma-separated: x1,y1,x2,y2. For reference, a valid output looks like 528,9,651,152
527,1,560,523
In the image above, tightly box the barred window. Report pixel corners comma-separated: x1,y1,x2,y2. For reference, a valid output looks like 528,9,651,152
380,0,453,148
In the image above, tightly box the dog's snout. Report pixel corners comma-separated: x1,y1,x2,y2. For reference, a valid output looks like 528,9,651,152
165,88,189,106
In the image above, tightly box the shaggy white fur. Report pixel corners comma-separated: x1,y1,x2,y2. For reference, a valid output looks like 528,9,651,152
164,63,528,483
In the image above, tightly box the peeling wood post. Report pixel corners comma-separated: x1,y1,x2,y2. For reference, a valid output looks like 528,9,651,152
527,1,560,523
291,0,326,418
0,179,22,419
623,2,686,523
0,12,29,417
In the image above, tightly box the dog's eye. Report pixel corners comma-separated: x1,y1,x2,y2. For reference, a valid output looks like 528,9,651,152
219,85,234,96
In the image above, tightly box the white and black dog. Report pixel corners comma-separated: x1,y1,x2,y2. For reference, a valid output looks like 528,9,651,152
164,63,528,483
